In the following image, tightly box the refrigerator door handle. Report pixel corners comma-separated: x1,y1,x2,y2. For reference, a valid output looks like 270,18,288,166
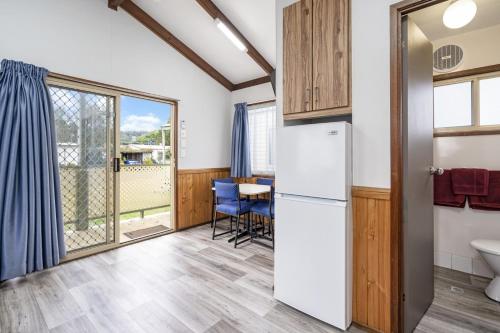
275,193,347,207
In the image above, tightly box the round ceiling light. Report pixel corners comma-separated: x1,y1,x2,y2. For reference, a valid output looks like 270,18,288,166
443,0,477,29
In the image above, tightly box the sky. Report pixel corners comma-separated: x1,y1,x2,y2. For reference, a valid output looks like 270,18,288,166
121,96,171,132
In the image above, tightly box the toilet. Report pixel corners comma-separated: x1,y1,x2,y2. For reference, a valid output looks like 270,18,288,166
471,239,500,302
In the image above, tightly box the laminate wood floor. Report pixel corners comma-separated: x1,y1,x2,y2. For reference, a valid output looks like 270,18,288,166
2,221,498,333
416,266,500,333
0,221,365,333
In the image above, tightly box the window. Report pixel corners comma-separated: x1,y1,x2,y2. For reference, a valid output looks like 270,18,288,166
479,77,500,126
434,72,500,135
248,102,276,175
434,82,472,128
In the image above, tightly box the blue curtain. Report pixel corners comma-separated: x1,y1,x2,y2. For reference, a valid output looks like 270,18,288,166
230,103,251,178
0,60,65,281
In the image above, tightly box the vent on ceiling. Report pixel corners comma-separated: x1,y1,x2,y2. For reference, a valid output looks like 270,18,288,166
433,44,464,73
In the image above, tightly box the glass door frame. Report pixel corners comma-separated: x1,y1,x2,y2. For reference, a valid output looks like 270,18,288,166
47,75,178,261
117,92,178,244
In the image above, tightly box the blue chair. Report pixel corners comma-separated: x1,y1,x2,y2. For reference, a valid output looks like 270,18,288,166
249,177,274,231
211,177,234,227
213,177,234,185
249,178,274,203
250,186,275,249
213,183,253,247
256,178,274,186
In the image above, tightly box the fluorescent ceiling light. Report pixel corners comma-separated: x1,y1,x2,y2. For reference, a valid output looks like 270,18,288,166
215,18,248,52
443,0,477,29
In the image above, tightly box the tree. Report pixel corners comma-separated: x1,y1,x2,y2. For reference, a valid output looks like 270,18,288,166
136,129,170,146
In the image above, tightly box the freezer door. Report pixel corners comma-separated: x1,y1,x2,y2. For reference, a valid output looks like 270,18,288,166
276,122,351,200
274,194,352,330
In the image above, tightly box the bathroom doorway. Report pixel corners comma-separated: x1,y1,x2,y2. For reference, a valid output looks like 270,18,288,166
391,0,500,332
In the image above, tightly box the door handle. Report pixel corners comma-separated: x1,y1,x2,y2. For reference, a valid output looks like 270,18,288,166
113,158,121,173
429,166,444,176
315,86,319,104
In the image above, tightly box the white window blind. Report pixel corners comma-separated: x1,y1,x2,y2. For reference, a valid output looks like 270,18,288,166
248,103,276,175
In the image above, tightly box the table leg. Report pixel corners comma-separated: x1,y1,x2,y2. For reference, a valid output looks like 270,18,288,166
211,190,215,228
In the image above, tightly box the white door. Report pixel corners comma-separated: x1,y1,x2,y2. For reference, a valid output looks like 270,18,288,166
276,122,351,200
274,194,352,330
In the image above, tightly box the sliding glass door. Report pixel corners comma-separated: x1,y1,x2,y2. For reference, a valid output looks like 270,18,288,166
49,82,119,254
119,96,174,243
48,78,176,257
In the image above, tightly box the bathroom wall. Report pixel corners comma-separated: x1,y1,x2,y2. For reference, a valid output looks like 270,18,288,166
433,23,500,74
432,26,500,277
434,136,500,278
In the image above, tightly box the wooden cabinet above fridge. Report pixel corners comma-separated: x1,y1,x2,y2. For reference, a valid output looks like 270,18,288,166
283,0,351,120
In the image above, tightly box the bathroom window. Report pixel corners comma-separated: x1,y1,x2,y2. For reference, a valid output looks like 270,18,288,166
434,81,472,129
479,77,500,126
434,72,500,136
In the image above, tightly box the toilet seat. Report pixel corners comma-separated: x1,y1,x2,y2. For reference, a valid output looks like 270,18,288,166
471,239,500,256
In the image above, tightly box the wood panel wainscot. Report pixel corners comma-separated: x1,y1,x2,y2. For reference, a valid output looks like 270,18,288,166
352,186,392,333
176,168,230,230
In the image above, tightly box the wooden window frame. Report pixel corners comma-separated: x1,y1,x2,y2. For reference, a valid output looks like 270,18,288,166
434,70,500,137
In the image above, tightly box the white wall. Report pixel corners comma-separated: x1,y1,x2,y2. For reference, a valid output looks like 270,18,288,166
434,136,500,277
0,0,232,170
230,83,275,105
433,24,500,74
351,0,399,189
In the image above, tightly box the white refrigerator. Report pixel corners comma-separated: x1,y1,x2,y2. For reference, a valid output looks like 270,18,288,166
274,122,352,330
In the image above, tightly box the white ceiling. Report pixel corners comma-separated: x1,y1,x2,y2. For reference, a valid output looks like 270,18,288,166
131,0,275,84
410,0,500,41
212,0,276,68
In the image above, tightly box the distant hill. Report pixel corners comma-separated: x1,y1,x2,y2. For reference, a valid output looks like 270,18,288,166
120,131,148,144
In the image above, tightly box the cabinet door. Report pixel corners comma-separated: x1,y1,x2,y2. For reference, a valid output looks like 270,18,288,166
283,0,313,115
312,0,349,110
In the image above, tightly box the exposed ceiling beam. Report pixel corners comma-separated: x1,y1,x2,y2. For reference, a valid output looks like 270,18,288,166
232,76,271,91
109,0,273,92
108,0,125,10
110,0,234,91
195,0,274,75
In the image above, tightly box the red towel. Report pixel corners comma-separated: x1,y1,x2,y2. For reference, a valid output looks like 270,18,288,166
434,170,466,208
469,171,500,211
451,168,489,196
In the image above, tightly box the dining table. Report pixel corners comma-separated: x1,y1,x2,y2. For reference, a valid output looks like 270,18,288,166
211,183,272,243
211,183,271,196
